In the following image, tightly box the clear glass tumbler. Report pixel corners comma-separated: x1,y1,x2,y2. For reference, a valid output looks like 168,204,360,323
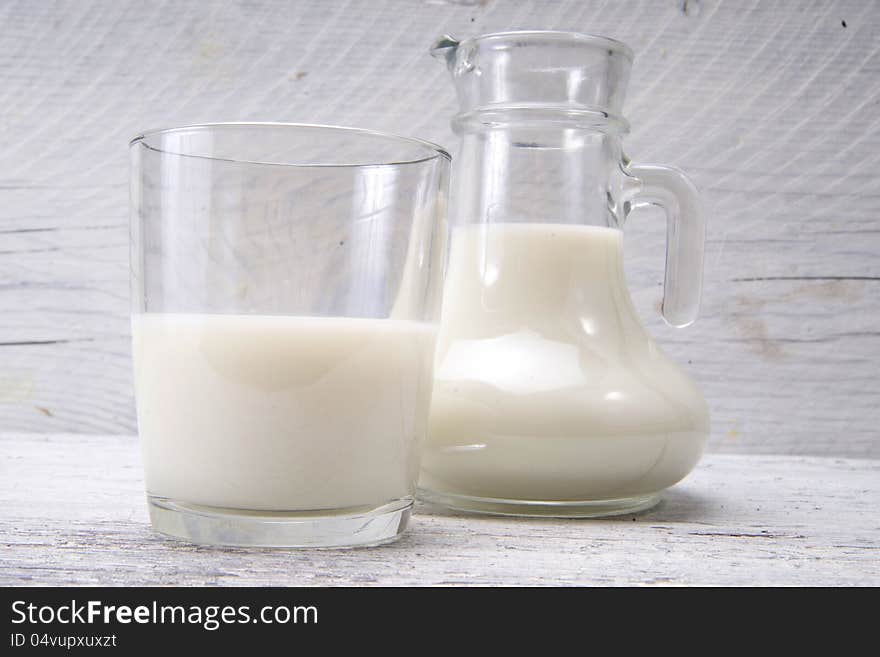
129,123,449,547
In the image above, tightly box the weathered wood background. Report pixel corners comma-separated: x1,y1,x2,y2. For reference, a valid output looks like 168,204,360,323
1,0,878,456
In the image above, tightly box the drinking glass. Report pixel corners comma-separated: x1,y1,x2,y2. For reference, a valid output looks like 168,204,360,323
129,123,449,547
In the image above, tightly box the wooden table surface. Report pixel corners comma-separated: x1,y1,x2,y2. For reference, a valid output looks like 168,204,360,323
2,433,877,586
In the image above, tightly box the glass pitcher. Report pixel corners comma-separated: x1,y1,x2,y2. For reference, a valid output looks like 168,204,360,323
420,31,709,517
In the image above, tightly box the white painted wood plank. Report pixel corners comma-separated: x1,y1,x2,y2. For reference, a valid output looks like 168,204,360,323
0,0,878,457
1,433,877,586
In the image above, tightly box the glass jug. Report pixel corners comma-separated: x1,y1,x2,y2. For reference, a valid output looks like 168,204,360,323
420,31,709,517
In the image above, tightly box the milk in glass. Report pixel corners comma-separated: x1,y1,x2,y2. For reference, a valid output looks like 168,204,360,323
133,314,437,511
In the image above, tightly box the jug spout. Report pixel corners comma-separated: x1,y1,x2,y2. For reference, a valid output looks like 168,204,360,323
430,34,460,68
429,31,633,120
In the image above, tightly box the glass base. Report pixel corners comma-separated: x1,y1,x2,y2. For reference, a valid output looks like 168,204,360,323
147,495,412,548
417,488,661,518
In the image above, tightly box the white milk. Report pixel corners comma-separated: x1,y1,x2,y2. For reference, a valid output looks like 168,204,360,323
421,223,709,502
133,314,436,511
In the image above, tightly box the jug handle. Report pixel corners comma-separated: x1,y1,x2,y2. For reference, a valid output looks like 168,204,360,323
626,164,705,328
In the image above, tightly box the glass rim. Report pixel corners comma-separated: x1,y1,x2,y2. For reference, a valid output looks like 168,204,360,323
470,30,634,61
128,122,451,169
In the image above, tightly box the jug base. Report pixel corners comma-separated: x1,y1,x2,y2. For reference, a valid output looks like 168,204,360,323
417,488,661,518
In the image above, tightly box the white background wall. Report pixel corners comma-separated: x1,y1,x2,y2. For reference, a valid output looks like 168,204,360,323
1,0,877,456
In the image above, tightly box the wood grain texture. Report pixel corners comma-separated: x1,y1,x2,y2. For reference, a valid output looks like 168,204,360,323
1,433,877,586
0,0,878,456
